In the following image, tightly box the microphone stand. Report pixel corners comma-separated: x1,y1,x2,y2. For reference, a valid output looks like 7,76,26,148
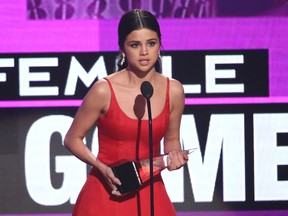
141,81,154,216
146,97,154,216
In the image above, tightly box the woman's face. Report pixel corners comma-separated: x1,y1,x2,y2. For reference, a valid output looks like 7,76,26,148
123,28,160,74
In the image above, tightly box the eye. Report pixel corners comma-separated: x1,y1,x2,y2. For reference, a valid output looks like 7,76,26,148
130,43,140,48
148,41,156,47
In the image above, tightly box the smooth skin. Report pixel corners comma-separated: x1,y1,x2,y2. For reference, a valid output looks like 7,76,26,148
64,28,188,197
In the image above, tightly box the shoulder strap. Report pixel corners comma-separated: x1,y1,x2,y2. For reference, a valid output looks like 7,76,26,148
165,77,170,109
104,77,115,97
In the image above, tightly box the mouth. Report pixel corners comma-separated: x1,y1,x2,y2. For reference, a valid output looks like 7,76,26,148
139,59,150,66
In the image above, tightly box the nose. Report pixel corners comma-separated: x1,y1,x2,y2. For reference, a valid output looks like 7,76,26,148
140,45,148,56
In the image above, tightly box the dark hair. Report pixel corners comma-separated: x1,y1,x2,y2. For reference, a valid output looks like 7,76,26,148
115,9,162,72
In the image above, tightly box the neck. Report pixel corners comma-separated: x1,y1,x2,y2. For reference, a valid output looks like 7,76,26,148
125,68,157,86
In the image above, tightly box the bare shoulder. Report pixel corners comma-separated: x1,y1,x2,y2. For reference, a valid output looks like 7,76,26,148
167,77,185,112
88,78,110,99
168,77,184,97
81,78,111,114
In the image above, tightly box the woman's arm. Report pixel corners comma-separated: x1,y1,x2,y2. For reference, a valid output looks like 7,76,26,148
64,79,121,194
64,79,108,168
164,78,188,171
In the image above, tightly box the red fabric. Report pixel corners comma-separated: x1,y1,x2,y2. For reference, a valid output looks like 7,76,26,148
72,78,176,216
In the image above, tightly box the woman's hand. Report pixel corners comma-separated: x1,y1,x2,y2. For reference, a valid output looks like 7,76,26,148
101,165,122,196
167,149,189,171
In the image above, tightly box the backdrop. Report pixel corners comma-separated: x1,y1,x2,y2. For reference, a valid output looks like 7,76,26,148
1,0,288,215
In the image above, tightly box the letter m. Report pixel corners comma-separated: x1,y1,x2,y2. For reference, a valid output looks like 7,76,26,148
181,113,245,202
65,56,107,95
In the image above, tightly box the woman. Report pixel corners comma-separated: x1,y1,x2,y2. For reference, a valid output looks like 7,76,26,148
64,9,188,216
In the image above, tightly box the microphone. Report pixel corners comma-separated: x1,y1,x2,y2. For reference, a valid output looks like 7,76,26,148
141,81,154,100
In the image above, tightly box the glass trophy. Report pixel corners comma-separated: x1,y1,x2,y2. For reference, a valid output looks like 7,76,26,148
111,148,196,194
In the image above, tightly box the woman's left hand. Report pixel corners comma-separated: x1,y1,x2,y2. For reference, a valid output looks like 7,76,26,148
167,149,189,171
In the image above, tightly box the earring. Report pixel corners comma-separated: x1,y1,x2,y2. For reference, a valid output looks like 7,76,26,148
158,52,162,61
120,53,125,66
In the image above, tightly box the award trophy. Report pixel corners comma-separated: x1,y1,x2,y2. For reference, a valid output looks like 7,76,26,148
111,149,196,194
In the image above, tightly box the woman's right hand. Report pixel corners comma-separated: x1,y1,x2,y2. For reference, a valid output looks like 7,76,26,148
101,165,122,196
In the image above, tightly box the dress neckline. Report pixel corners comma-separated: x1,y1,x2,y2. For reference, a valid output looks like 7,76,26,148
104,77,169,121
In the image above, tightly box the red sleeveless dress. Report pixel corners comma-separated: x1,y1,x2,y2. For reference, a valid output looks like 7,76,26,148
72,77,176,216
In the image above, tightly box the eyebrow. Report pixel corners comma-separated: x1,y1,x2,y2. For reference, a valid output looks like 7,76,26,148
127,38,158,43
